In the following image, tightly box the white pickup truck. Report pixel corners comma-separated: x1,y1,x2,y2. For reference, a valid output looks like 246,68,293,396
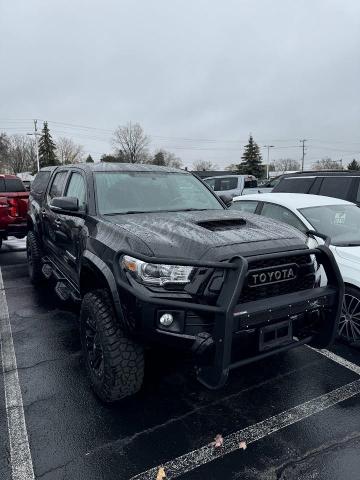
204,174,275,198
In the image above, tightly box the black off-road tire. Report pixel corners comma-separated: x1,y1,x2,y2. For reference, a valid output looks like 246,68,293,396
80,290,144,403
27,231,43,284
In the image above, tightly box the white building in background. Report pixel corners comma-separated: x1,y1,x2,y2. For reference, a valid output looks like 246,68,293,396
16,172,35,182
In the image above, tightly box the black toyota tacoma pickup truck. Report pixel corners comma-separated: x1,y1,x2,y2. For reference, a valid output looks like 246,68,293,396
27,163,343,402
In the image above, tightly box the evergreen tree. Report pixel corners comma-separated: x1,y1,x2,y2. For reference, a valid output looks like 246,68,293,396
86,154,94,163
239,135,264,177
348,159,360,171
152,151,166,166
38,122,58,168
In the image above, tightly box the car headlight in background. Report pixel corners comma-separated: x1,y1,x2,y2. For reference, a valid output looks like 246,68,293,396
122,255,194,286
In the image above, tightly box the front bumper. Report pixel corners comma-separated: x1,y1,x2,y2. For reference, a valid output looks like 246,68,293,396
113,245,344,389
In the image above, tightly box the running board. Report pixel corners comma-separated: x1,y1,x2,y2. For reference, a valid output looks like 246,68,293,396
41,257,81,303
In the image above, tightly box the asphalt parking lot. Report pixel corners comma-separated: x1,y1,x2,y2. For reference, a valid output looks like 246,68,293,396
1,238,360,480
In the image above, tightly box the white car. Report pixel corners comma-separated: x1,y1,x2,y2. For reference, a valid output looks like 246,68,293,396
231,193,360,345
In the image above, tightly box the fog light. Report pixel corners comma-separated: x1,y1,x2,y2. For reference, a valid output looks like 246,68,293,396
159,313,174,327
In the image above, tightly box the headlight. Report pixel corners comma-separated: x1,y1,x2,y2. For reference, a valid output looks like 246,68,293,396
122,255,194,286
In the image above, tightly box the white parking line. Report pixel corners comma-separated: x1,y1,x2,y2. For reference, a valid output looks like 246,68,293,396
309,346,360,375
0,268,35,480
131,348,360,480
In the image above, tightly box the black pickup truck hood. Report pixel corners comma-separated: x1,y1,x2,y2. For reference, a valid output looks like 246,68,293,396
104,210,307,261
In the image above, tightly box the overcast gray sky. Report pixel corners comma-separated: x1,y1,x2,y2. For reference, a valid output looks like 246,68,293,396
1,0,360,169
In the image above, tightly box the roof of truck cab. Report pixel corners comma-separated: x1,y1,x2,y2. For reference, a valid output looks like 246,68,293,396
280,170,360,177
233,193,353,209
40,163,187,174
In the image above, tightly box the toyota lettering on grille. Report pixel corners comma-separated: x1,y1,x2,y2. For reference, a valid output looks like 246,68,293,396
248,263,299,287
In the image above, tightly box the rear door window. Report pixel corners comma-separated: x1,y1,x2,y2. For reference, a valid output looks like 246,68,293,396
230,200,258,213
31,171,51,195
274,177,314,193
318,177,353,200
0,178,26,192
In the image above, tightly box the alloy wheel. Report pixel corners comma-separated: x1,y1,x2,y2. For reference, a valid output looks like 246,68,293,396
339,293,360,343
85,316,104,378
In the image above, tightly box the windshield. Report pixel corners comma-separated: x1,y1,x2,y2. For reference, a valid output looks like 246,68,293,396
95,171,223,214
299,204,360,246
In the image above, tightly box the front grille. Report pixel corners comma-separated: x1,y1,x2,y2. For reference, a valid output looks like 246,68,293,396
239,254,315,303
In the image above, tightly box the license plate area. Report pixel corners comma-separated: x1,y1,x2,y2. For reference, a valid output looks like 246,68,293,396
259,320,293,351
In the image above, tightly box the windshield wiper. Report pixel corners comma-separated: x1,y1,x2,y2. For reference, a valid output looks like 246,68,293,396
169,208,209,212
335,242,360,247
103,211,150,215
103,208,210,215
103,209,189,215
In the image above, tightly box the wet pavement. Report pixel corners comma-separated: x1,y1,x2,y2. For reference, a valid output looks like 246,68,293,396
0,238,359,480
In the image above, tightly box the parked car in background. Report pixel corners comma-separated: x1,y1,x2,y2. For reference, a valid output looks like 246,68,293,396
231,192,360,344
273,171,360,206
204,174,273,198
0,174,29,248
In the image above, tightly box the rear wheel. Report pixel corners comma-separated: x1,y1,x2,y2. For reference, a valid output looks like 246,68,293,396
339,286,360,344
0,238,2,249
80,290,144,403
27,231,43,284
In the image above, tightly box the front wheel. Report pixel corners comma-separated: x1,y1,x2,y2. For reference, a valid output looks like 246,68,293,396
80,290,144,403
338,286,360,344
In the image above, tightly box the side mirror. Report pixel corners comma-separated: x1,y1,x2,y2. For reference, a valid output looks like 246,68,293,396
218,193,233,207
50,196,79,213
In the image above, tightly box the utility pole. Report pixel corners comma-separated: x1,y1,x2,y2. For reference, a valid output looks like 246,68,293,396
27,120,41,172
300,139,307,172
263,145,274,179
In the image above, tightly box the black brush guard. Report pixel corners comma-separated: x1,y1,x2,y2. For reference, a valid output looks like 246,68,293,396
114,244,344,389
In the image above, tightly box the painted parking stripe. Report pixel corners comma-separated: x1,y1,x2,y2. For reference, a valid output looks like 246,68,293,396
0,268,35,480
309,346,360,375
131,347,360,480
131,379,360,480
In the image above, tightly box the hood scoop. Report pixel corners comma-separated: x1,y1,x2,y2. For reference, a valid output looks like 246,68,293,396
197,218,246,232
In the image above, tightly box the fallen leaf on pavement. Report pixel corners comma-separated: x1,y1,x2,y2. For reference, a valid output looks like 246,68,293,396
212,434,224,448
239,441,247,450
156,466,166,480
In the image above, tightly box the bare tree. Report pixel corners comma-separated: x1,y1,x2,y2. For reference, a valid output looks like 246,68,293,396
0,133,10,171
192,159,218,171
112,122,150,163
313,157,343,171
273,158,301,173
56,137,85,164
5,135,36,174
